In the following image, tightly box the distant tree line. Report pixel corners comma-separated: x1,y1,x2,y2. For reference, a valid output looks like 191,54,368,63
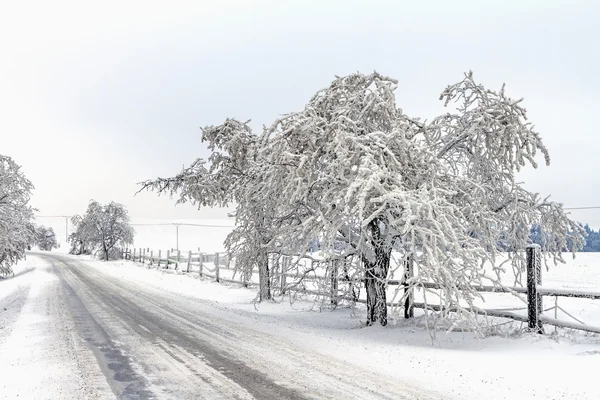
530,223,600,252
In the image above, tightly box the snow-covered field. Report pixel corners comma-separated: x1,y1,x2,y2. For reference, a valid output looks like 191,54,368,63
21,219,600,398
90,254,600,399
2,252,600,399
129,218,234,252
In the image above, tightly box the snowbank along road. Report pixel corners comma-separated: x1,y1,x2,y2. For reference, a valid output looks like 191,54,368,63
0,253,437,400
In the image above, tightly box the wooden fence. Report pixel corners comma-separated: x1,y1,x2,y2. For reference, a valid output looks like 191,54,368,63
123,245,600,335
390,245,600,335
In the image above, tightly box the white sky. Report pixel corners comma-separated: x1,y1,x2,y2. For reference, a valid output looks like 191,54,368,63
1,0,599,226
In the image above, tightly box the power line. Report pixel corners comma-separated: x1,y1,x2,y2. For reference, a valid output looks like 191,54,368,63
130,223,234,228
34,215,71,242
563,206,600,210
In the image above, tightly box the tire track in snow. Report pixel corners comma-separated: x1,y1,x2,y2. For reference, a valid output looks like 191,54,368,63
0,256,114,400
0,282,30,346
45,253,438,400
52,254,305,400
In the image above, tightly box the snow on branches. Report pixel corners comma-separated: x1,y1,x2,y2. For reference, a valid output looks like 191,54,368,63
142,71,583,330
0,155,35,277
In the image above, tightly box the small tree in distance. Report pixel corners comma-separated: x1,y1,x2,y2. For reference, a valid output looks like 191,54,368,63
35,225,58,251
69,200,134,260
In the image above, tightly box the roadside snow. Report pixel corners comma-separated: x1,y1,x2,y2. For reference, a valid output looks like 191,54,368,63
0,254,39,302
0,256,114,399
81,255,600,400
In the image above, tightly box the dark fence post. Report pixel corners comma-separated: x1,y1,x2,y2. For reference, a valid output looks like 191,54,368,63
403,256,414,318
187,251,192,273
526,244,543,334
330,259,339,307
215,253,220,282
166,250,170,269
199,251,203,277
132,248,136,262
280,256,287,294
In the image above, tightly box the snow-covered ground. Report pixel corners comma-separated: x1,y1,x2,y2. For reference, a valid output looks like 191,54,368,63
86,253,600,400
0,256,114,399
7,236,600,399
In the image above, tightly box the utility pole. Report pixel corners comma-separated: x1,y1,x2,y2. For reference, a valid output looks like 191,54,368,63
35,215,71,242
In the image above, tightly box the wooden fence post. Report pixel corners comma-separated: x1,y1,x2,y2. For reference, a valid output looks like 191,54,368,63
187,251,192,273
280,256,287,294
403,256,414,318
157,250,161,267
150,250,153,266
331,259,339,307
166,250,170,269
215,253,220,282
527,244,543,334
143,248,146,264
132,248,136,262
199,250,203,277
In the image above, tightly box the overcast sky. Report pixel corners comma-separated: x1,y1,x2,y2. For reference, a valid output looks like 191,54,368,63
2,0,599,226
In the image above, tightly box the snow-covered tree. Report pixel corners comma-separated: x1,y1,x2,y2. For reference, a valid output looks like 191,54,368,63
0,155,35,277
141,71,582,328
35,225,58,251
259,71,583,326
259,73,473,325
140,119,277,301
70,200,134,260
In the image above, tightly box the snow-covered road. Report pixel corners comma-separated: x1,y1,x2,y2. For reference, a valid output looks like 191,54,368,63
0,253,436,400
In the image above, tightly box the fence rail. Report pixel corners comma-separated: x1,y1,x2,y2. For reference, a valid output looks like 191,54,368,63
122,246,600,335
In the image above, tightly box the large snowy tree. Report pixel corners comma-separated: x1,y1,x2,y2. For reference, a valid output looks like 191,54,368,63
259,72,583,326
0,155,35,277
70,200,134,260
141,71,583,327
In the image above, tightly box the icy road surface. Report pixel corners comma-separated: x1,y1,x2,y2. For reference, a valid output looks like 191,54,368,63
0,253,436,400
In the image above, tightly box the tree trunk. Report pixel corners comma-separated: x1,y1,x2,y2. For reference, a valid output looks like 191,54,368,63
103,243,109,261
363,221,391,326
258,250,271,301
